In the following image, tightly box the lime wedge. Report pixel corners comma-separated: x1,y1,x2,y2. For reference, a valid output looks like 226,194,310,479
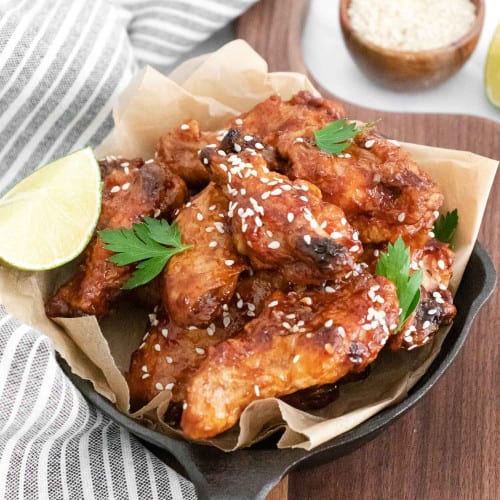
485,24,500,108
0,148,101,270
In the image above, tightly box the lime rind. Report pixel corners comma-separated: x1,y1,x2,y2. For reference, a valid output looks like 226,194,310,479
0,148,102,271
485,25,500,109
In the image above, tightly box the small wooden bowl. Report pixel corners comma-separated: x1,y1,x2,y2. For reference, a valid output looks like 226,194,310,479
339,0,484,91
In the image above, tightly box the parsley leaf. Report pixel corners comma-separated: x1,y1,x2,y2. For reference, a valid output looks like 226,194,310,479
99,218,192,289
433,209,459,245
375,236,423,331
314,119,376,155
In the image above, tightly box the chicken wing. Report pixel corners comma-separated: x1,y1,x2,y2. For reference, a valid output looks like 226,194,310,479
201,129,363,284
181,273,399,439
389,238,456,350
156,119,219,189
45,157,187,318
128,270,289,411
232,92,443,243
163,182,248,328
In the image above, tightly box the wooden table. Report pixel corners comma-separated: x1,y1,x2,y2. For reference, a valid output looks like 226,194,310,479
237,1,500,499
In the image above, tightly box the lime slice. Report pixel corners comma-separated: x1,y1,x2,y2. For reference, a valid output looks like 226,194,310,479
0,148,101,270
485,24,500,108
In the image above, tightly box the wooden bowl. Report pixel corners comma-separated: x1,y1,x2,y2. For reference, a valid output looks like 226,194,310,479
339,0,484,91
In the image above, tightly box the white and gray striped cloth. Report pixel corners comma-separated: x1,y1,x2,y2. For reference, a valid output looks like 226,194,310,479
0,1,256,498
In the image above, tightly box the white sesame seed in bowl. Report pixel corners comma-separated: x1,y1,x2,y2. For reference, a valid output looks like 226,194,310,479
339,0,484,90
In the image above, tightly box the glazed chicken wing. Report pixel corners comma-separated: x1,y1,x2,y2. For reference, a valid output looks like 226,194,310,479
201,129,362,284
389,238,456,350
156,119,219,189
181,273,399,439
45,157,187,318
128,270,289,411
163,182,247,328
233,92,443,243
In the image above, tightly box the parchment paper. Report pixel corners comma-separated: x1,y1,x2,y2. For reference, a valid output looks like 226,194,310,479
0,40,497,451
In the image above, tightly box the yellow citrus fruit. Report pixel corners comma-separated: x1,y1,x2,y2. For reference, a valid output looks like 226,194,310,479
0,148,101,270
485,24,500,108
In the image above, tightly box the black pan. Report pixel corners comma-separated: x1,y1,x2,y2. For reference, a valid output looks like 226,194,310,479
59,242,496,500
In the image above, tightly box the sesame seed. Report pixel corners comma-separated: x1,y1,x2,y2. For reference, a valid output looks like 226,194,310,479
255,216,263,227
254,384,261,396
187,325,198,331
225,259,235,266
120,161,129,167
268,241,280,249
304,234,311,245
145,159,154,164
141,373,150,379
270,188,282,196
301,297,313,306
182,402,188,410
428,308,438,315
287,212,295,223
124,166,130,175
422,320,431,329
217,150,226,157
235,118,243,125
373,249,380,257
141,365,148,372
325,286,335,294
208,241,218,248
165,383,174,391
139,342,146,349
196,213,204,221
166,356,173,364
266,230,273,238
341,217,347,226
324,319,334,328
438,260,446,270
154,344,161,352
268,300,279,308
195,347,206,355
244,135,253,141
397,212,406,222
155,382,164,391
365,139,375,148
180,123,190,130
223,316,231,328
161,328,168,338
110,186,120,193
330,231,342,239
293,354,301,363
306,333,314,338
373,173,381,183
350,245,360,252
324,343,334,354
429,231,435,238
202,157,209,165
255,142,264,150
299,196,308,202
294,137,304,143
207,324,216,336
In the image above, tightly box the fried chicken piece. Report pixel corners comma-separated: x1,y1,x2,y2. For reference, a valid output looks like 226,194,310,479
163,182,247,328
156,119,218,189
228,90,345,141
45,158,187,318
232,92,443,243
181,273,399,439
128,270,289,411
388,238,456,350
201,130,362,285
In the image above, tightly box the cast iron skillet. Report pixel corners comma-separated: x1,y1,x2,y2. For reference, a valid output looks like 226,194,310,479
59,242,496,500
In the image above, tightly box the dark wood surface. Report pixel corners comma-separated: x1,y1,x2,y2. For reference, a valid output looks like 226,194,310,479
237,1,499,499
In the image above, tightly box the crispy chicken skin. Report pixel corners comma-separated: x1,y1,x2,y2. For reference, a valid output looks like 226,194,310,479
181,273,399,439
164,182,247,328
201,130,362,284
128,270,289,410
156,119,217,189
233,92,443,243
45,158,187,318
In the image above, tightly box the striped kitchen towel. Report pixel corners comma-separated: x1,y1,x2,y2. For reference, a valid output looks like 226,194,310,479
0,1,256,498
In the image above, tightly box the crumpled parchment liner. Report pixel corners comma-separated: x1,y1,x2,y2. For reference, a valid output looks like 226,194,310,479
0,40,497,451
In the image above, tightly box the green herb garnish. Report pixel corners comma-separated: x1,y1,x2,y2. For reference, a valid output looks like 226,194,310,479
99,217,191,289
375,236,423,331
433,209,459,245
314,119,376,155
